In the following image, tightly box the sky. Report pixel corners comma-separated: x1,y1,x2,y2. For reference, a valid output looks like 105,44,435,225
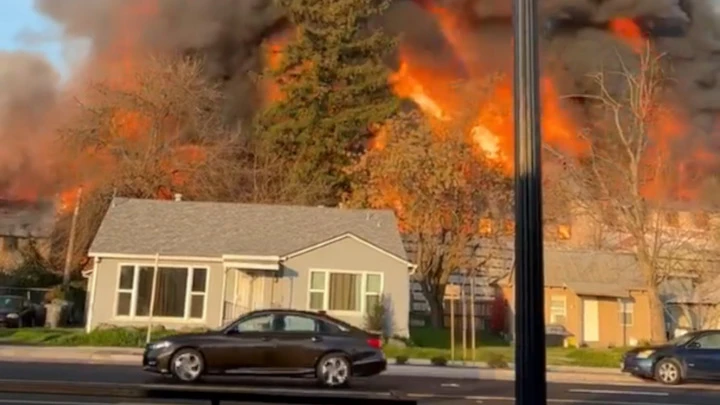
0,0,73,77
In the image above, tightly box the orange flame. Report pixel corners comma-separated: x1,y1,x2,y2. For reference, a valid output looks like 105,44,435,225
608,18,644,53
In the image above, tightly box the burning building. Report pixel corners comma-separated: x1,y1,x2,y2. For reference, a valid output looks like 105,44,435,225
0,199,56,270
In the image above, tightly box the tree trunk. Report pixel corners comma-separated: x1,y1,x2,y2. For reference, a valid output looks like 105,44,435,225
423,285,446,328
646,283,667,343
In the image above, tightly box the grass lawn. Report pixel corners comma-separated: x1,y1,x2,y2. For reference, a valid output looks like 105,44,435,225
0,326,626,368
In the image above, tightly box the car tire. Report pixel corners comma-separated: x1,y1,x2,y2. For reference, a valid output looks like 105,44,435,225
654,358,682,385
169,348,205,383
316,353,351,388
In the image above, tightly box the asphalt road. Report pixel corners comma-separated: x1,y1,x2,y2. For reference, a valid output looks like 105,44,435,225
0,361,720,404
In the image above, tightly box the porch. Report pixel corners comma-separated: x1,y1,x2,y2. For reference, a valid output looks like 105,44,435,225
220,255,281,325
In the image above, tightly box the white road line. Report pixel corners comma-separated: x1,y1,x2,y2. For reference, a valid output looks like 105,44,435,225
569,388,670,396
411,395,697,405
0,400,109,405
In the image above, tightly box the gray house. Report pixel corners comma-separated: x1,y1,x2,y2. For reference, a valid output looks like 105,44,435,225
84,198,413,336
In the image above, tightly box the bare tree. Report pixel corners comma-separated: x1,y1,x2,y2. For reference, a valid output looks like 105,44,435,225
347,109,512,327
51,54,293,274
547,46,716,342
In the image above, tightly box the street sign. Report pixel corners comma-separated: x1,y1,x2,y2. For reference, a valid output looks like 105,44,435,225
444,284,461,300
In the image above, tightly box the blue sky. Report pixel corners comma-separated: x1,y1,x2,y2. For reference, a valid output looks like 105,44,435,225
0,0,70,76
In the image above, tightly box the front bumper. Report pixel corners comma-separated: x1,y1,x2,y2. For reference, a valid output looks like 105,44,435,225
622,356,654,378
0,317,20,328
142,345,174,374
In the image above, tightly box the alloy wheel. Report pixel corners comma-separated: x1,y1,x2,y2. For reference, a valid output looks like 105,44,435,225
172,352,202,382
658,362,678,384
320,357,349,387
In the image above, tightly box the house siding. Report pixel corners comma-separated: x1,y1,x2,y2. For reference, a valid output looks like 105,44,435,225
88,257,225,331
502,286,652,347
275,236,410,337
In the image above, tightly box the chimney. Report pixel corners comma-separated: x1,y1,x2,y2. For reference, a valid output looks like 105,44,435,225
174,193,182,202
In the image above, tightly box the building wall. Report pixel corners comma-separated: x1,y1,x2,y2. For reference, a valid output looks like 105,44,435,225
88,257,225,331
502,285,652,347
276,236,411,337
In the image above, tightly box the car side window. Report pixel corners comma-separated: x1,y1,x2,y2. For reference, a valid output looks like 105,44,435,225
692,333,720,349
234,314,274,332
280,315,318,332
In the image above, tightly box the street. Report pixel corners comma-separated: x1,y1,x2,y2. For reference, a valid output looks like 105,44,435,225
0,361,719,404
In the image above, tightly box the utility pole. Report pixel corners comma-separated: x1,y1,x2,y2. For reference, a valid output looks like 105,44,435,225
62,187,83,288
513,0,547,404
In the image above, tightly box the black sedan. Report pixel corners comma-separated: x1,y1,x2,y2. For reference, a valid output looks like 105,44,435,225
143,309,387,387
0,295,38,328
622,329,720,385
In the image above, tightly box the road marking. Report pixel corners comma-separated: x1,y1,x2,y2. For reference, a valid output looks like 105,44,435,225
569,388,670,397
407,395,696,405
440,383,460,387
0,400,109,405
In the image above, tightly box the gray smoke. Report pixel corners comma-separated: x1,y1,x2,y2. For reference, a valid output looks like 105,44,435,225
1,0,717,200
0,51,60,199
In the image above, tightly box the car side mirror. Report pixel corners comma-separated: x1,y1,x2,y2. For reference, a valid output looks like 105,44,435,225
687,341,701,349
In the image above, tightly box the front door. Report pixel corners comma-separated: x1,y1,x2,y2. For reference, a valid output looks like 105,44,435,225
209,313,276,371
267,314,330,370
582,299,599,343
683,332,720,379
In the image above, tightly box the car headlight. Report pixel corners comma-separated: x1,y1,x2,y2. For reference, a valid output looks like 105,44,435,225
150,341,171,350
5,313,19,319
636,350,655,359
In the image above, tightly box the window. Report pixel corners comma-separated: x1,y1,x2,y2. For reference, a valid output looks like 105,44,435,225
692,332,720,349
693,212,710,229
549,296,566,325
664,211,679,227
235,314,273,332
114,265,208,319
619,298,633,326
365,274,382,312
308,270,383,314
1,236,18,252
282,315,318,332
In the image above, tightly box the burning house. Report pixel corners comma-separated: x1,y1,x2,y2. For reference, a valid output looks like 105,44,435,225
0,199,56,270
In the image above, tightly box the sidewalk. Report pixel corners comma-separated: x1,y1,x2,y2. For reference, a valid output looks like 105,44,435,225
0,345,636,385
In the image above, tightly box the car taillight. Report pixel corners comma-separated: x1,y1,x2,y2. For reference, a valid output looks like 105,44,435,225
367,337,382,349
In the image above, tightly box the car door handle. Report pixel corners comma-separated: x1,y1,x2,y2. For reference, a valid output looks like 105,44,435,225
311,336,323,342
262,336,273,341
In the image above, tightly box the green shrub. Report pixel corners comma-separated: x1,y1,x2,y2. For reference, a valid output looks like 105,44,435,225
430,356,448,366
486,352,509,369
395,355,409,365
364,300,387,336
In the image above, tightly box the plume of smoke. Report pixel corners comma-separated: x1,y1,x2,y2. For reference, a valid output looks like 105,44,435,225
0,51,60,199
34,0,285,125
0,0,713,203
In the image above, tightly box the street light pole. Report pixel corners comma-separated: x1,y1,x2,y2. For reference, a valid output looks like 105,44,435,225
513,0,546,404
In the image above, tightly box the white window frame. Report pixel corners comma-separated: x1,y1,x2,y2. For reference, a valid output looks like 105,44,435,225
619,298,634,326
307,269,384,316
549,295,567,324
113,263,210,322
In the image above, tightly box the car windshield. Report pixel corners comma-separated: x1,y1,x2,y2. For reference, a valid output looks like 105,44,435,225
668,333,695,346
0,297,22,310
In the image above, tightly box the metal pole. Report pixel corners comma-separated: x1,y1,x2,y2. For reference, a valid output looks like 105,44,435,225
461,280,467,363
62,187,83,287
470,277,476,361
513,0,546,403
450,297,455,361
146,253,160,344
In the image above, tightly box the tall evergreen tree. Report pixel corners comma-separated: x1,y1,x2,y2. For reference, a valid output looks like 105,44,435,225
257,0,400,205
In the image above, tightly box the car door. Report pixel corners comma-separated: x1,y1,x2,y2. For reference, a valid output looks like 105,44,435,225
267,314,330,370
682,332,720,379
206,313,277,371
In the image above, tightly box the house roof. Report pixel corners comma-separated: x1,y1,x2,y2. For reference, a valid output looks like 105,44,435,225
89,198,408,261
503,248,646,297
0,199,56,238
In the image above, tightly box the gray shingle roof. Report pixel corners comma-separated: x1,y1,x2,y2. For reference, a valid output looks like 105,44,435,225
0,199,56,238
89,198,408,260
